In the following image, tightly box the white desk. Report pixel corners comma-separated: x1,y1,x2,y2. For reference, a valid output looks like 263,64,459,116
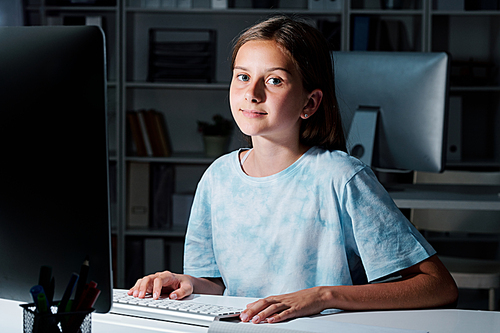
321,309,500,333
2,295,500,333
388,184,500,211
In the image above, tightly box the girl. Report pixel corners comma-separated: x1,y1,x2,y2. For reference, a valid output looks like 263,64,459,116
129,15,458,324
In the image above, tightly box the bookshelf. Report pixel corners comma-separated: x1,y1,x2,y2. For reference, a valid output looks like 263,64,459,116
23,0,500,288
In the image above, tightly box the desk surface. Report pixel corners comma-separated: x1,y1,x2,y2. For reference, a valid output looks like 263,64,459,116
388,184,500,210
2,295,500,333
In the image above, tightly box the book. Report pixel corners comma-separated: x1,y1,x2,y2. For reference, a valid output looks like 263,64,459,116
150,163,175,229
127,111,148,157
127,162,150,228
128,110,172,157
352,16,371,51
317,20,341,50
375,19,411,52
141,109,172,157
153,111,172,157
137,111,153,157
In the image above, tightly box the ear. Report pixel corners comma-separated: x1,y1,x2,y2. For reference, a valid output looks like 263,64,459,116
301,89,323,119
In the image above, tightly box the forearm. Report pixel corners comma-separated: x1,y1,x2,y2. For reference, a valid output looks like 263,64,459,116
320,279,452,311
240,256,457,324
191,276,225,296
319,257,458,311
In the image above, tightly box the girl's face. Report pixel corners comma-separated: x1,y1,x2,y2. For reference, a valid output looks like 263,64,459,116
230,40,311,144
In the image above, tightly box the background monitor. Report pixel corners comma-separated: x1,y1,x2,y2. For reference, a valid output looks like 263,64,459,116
0,0,24,27
0,26,112,313
333,51,450,173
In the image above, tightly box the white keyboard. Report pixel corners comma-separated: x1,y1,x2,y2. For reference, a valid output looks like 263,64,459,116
111,289,243,327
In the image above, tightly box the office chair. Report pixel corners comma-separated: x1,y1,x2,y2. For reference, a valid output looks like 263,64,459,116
411,171,500,311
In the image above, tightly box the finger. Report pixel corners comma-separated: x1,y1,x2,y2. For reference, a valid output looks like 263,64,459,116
267,308,295,324
169,276,194,300
152,276,163,300
240,298,277,322
129,277,147,297
267,309,301,323
128,278,142,295
251,303,289,324
137,275,155,298
245,300,258,309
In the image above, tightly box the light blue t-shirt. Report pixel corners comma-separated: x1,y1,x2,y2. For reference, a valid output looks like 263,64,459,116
184,147,435,298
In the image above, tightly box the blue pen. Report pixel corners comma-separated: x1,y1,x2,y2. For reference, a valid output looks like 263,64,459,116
30,285,50,313
58,273,79,313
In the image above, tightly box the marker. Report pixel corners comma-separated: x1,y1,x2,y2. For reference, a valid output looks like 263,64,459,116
47,277,55,304
37,293,49,313
77,286,101,311
73,281,98,311
73,256,89,311
38,266,52,291
30,285,49,313
58,273,79,313
38,266,54,304
67,284,100,332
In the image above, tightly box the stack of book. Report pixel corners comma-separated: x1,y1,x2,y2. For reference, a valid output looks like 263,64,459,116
127,109,172,158
148,28,217,83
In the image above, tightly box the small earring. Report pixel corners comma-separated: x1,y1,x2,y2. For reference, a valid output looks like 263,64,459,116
304,114,308,118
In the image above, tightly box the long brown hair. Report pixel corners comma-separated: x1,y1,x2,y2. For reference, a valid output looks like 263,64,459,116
231,15,347,152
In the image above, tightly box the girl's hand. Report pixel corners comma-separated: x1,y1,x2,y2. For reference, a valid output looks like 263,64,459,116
239,287,329,324
128,271,194,300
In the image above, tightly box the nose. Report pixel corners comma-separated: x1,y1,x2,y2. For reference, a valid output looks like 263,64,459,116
245,79,264,103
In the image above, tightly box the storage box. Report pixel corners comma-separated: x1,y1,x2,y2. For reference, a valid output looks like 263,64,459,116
148,28,217,83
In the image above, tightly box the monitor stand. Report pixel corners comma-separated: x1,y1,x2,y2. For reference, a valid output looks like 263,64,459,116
347,106,379,166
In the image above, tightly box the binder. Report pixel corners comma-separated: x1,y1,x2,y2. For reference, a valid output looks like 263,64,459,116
127,162,150,228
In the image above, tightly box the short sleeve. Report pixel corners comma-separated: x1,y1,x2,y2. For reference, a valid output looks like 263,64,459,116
342,168,436,282
183,172,221,278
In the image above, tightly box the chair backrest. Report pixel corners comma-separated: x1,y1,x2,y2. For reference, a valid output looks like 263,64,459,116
411,171,500,234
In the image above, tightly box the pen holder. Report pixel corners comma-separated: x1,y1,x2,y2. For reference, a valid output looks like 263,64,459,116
21,302,94,333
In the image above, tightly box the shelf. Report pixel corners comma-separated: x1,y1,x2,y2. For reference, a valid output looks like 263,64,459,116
349,9,424,15
125,8,342,15
126,81,229,90
126,152,215,164
27,6,117,12
431,10,500,16
450,86,500,92
125,226,187,237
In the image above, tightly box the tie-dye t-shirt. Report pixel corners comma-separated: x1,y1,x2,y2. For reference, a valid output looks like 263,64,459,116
183,147,435,298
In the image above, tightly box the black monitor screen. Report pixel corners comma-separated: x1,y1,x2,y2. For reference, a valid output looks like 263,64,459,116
0,26,112,313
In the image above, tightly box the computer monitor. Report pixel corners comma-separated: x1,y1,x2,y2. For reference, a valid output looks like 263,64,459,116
0,26,112,313
333,51,450,173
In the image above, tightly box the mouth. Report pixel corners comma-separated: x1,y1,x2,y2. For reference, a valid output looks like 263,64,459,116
240,109,268,118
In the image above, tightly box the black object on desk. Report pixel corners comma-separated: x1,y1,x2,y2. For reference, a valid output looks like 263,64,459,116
0,26,112,313
21,302,93,333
